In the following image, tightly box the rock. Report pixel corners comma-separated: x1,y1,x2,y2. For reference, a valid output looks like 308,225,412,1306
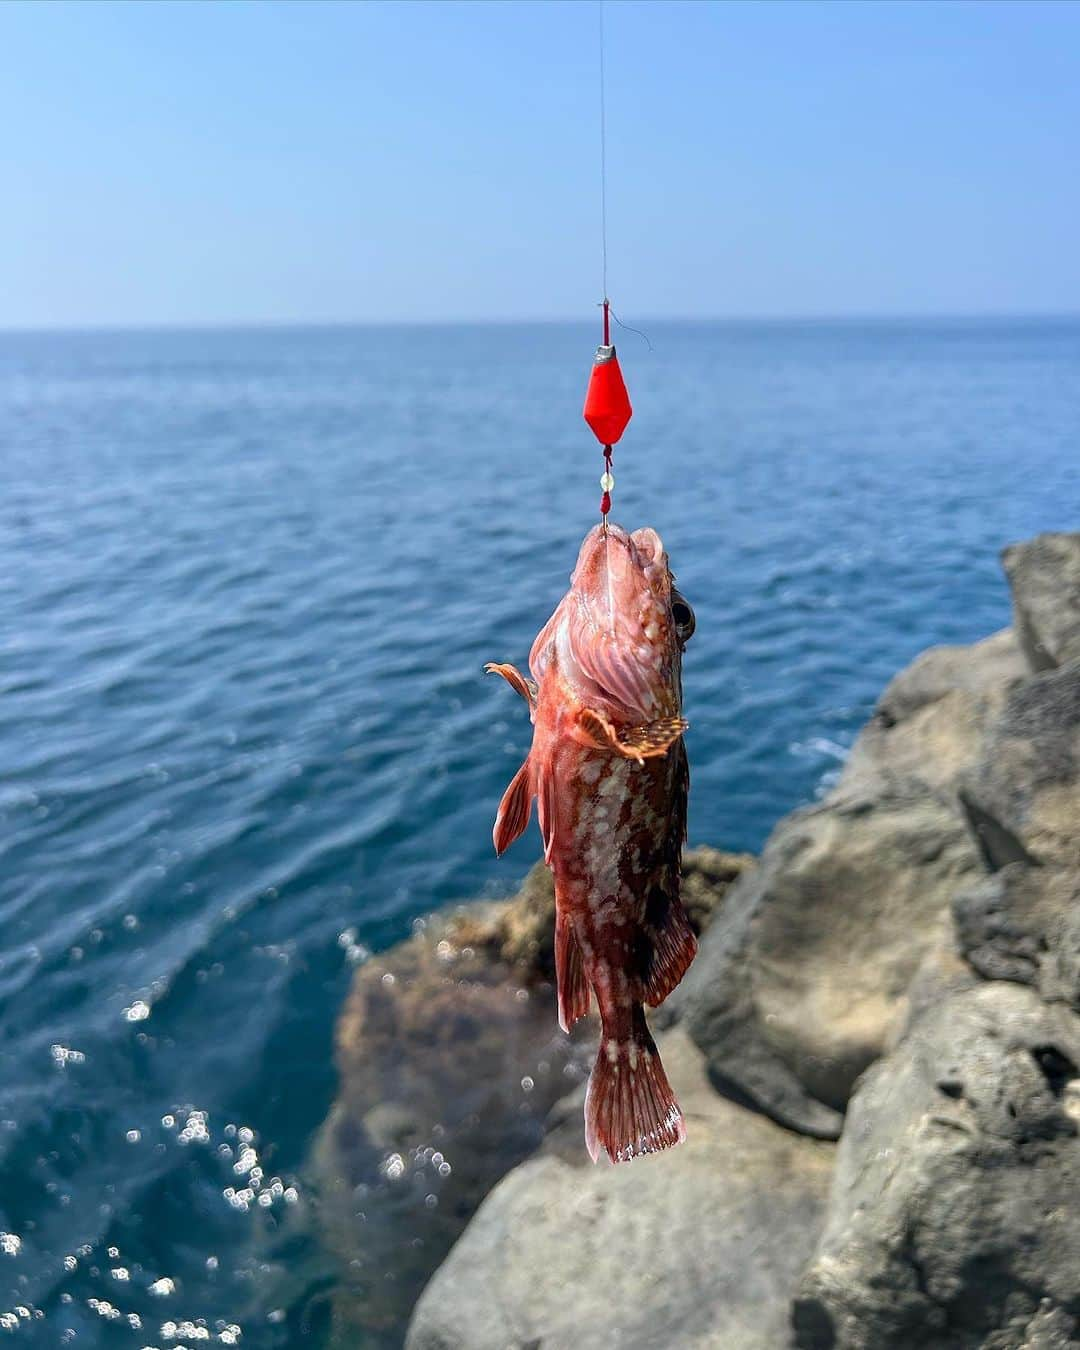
957,789,1043,873
673,621,1034,1137
845,630,1027,797
897,935,981,1035
673,856,844,1142
953,863,1080,1010
407,1028,836,1350
793,982,1080,1350
982,1302,1080,1350
313,862,585,1348
677,779,981,1133
1003,533,1080,672
874,631,1030,726
960,666,1080,870
315,849,753,1348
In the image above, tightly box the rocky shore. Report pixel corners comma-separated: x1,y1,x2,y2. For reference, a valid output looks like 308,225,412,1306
313,849,753,1347
314,532,1080,1350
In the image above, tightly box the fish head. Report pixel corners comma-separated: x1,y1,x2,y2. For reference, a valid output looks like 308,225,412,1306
531,523,694,721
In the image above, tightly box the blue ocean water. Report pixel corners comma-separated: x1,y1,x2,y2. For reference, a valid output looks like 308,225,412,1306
0,319,1077,1345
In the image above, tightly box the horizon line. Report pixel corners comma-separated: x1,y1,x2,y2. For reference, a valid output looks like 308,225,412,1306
2,309,1080,338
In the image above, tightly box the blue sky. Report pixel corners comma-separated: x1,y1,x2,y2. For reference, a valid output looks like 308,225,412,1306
2,0,1079,327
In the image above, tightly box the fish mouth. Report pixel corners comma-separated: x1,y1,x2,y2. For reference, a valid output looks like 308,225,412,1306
573,524,667,606
629,527,664,571
563,523,672,717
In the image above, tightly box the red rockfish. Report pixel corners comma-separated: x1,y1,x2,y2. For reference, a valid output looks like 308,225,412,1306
486,522,697,1163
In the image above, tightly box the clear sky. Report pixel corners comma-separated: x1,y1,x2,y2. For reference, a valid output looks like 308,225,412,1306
2,0,1079,328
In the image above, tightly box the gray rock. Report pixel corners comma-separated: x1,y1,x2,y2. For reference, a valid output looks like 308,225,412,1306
896,936,981,1036
982,1302,1080,1350
957,789,1043,873
407,1028,836,1350
794,982,1080,1350
960,666,1080,870
674,624,1032,1136
953,863,1080,1010
677,780,981,1131
671,860,846,1140
845,630,1027,797
1003,533,1080,672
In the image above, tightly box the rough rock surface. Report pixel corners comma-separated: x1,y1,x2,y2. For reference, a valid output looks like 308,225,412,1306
1002,533,1080,671
672,633,1027,1134
315,849,753,1348
794,981,1080,1350
713,786,979,1118
959,665,1080,870
953,864,1080,1007
782,535,1080,1349
845,629,1027,797
407,1028,836,1350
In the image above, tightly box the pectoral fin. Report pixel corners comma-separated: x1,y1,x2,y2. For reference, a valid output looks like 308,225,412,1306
484,662,537,709
573,708,688,763
536,765,559,864
618,716,690,758
493,758,533,855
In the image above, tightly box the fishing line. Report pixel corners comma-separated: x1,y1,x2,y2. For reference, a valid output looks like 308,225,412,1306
582,0,632,529
599,0,608,306
609,305,654,353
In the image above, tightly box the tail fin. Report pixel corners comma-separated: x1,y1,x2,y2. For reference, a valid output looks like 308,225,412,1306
583,1008,686,1164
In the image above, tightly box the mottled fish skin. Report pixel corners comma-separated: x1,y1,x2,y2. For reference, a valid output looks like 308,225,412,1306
486,523,696,1163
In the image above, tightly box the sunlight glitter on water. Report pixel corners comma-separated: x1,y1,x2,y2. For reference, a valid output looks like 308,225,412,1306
0,1106,305,1346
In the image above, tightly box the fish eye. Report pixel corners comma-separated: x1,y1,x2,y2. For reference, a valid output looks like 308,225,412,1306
671,594,695,643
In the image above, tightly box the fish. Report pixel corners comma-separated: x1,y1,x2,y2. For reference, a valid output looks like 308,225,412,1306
485,522,697,1163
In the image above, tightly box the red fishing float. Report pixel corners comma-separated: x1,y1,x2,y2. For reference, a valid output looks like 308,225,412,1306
583,300,632,523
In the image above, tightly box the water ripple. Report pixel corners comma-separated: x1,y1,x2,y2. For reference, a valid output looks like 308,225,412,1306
0,319,1078,1345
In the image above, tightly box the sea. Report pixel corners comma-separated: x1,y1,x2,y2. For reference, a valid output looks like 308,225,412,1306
0,318,1077,1346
